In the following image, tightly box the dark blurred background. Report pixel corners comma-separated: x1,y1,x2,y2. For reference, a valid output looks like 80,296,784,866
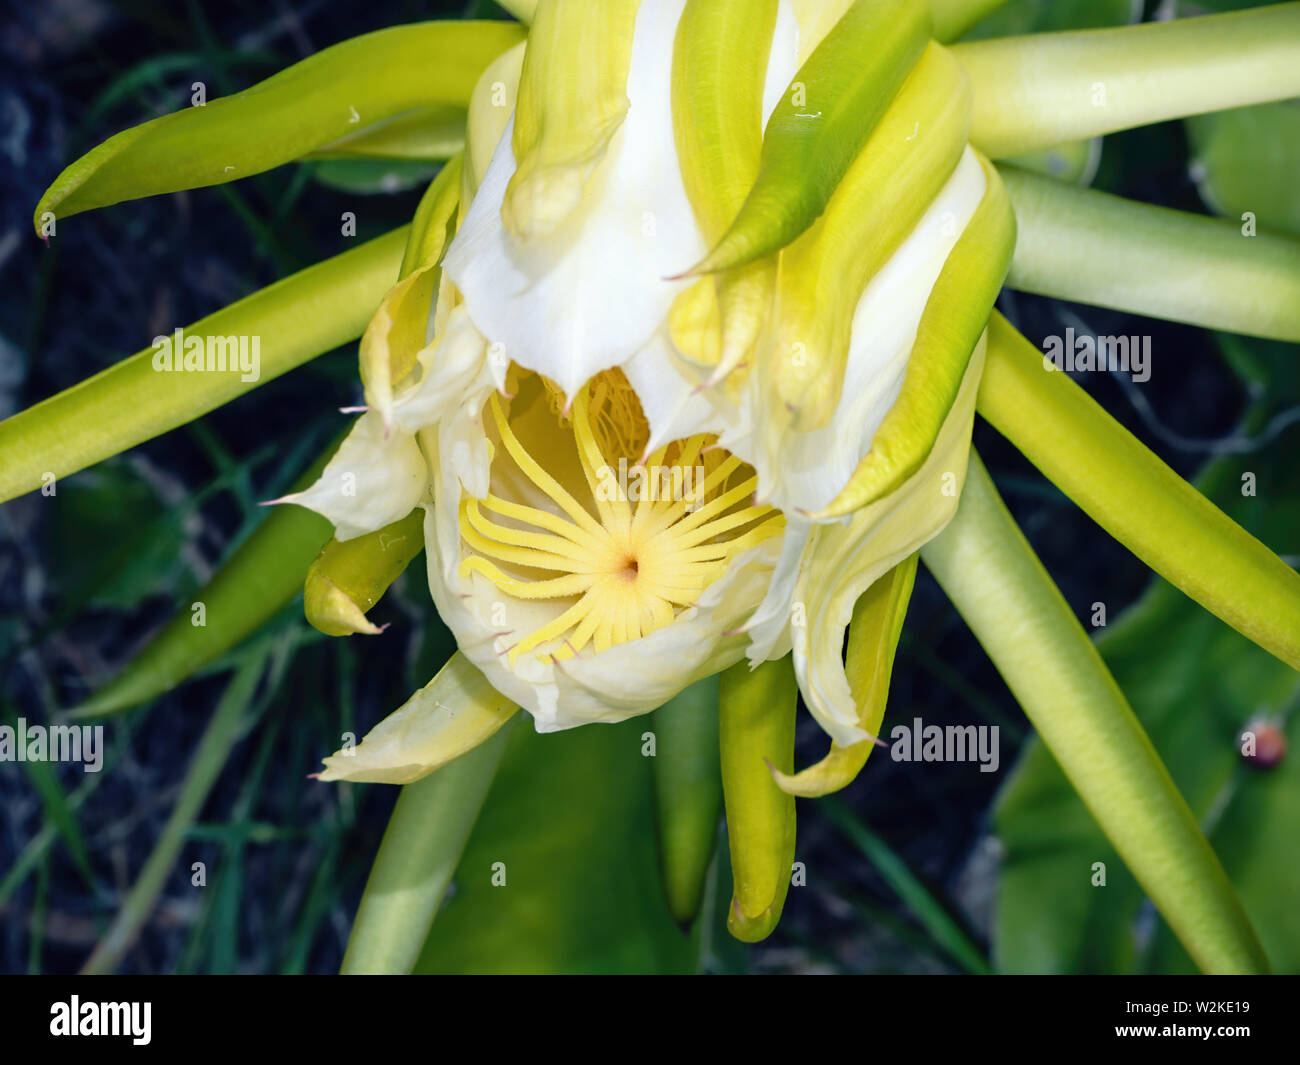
0,0,1287,974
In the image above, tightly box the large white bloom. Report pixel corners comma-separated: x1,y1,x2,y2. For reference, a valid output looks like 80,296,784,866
292,0,989,780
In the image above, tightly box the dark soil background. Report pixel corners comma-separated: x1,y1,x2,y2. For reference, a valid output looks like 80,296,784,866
0,0,1250,973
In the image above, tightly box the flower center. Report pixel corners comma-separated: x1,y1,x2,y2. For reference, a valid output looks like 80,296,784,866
458,369,784,663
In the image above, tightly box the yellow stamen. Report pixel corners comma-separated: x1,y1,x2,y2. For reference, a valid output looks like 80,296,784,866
458,368,784,663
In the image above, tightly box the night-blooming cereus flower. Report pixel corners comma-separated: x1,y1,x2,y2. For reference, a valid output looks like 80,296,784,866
292,0,1014,786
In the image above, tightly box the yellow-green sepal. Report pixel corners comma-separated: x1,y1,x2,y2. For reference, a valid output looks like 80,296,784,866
774,555,916,798
719,654,798,942
650,675,723,927
304,509,425,637
33,21,522,228
817,152,1014,519
317,652,518,785
360,156,463,428
502,0,640,241
309,105,466,162
922,452,1270,974
689,0,930,275
466,43,526,196
768,41,972,431
669,0,781,380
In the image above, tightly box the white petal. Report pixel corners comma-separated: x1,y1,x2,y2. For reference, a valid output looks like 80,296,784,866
745,148,987,515
792,335,986,747
390,304,493,434
281,413,427,541
742,517,810,665
764,1,802,125
316,652,516,784
621,328,743,457
446,0,802,404
444,0,703,401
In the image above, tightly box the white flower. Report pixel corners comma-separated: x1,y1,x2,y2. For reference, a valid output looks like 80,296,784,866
297,0,1000,781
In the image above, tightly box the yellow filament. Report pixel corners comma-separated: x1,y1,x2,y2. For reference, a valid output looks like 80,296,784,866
458,369,784,663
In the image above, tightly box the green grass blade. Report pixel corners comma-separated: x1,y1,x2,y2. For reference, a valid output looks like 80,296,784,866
920,453,1270,974
3,705,97,893
980,313,1300,671
999,167,1300,341
80,653,267,974
339,719,514,975
34,22,522,226
0,725,129,907
820,797,991,974
955,3,1300,158
0,226,406,505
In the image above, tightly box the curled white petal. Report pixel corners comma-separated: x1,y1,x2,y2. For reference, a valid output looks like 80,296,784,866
792,335,987,747
282,413,426,541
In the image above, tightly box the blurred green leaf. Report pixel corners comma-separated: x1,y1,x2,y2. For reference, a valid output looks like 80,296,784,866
307,159,443,196
48,460,188,608
81,650,270,974
962,0,1138,39
1187,100,1300,239
414,716,694,974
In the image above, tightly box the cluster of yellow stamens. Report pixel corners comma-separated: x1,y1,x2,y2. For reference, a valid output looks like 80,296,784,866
458,369,783,663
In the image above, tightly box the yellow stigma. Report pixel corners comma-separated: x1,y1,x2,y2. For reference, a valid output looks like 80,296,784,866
458,368,784,663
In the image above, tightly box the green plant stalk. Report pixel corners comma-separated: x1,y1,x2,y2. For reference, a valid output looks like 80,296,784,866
340,720,514,975
72,433,346,718
920,454,1270,975
0,226,407,505
929,0,1011,42
80,654,266,975
999,167,1300,342
979,313,1300,670
650,675,723,927
496,0,538,22
34,22,522,223
955,3,1300,158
